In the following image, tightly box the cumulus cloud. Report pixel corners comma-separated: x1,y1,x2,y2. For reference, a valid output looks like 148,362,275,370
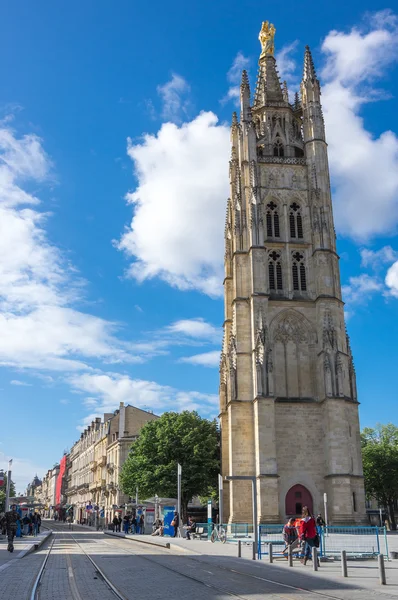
385,261,398,297
164,317,219,343
10,379,32,386
118,111,230,296
180,350,220,367
360,245,398,269
69,372,219,426
342,273,383,304
0,123,146,373
157,73,191,123
222,52,250,105
321,11,398,239
0,451,47,493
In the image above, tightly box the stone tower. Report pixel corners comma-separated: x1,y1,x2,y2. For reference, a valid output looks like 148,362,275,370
220,23,366,524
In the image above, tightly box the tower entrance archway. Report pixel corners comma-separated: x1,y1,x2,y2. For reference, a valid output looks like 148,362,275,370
285,484,313,517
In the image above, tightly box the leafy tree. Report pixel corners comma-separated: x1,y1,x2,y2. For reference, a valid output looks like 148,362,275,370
361,423,398,530
0,474,16,512
120,411,220,521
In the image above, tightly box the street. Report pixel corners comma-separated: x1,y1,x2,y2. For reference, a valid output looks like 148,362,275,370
1,521,398,599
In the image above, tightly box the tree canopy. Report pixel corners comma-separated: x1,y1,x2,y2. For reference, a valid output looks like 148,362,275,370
0,474,16,512
361,423,398,530
120,411,220,520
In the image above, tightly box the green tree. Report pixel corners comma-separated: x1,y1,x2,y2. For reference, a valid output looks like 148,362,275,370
0,474,16,512
120,411,220,521
361,423,398,530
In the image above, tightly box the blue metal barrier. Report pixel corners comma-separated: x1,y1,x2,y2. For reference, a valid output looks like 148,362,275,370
320,526,388,558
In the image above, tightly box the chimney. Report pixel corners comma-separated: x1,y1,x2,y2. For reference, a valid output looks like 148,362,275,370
118,402,126,440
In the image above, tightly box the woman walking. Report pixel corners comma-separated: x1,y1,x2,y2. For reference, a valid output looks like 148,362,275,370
300,506,319,566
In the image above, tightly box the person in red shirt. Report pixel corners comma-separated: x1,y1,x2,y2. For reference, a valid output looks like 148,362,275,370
300,506,319,565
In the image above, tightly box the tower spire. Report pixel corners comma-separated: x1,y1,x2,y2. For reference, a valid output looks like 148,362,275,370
303,45,317,83
253,21,285,108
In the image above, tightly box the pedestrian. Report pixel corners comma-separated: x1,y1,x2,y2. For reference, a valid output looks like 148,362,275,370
185,516,196,540
37,513,41,534
171,511,179,538
32,513,39,536
4,504,19,552
316,513,325,527
123,514,130,534
139,513,145,534
112,515,119,532
117,516,122,532
131,515,137,534
22,514,31,536
300,506,319,566
282,517,299,558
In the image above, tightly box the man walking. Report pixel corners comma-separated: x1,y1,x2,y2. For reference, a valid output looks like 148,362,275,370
4,504,19,552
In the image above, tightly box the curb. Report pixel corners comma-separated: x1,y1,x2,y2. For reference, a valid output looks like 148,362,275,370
104,530,171,550
18,530,53,558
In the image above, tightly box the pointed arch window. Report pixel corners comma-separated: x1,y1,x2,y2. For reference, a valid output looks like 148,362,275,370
273,137,284,157
269,250,283,291
266,201,280,239
289,202,304,239
291,251,307,292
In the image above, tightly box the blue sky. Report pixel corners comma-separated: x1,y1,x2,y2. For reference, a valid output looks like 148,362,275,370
0,2,397,491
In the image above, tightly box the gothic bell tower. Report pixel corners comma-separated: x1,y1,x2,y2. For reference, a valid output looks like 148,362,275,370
220,22,366,524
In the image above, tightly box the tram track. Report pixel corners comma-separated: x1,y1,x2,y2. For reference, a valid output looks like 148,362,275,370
35,523,360,600
30,529,128,600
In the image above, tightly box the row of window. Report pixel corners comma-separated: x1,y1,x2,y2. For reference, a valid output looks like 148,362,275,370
266,202,304,239
268,250,307,292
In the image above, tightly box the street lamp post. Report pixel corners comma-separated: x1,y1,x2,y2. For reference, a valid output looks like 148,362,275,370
218,474,223,525
177,464,182,536
5,459,12,512
154,494,159,522
225,475,258,552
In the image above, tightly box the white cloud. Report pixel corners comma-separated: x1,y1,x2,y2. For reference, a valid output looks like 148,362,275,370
10,379,32,386
164,318,219,342
321,11,398,240
222,52,250,105
275,40,300,94
118,112,230,296
0,451,47,494
385,261,398,297
0,124,147,374
360,246,398,269
69,372,219,425
157,74,191,123
342,273,383,304
180,350,220,367
59,398,69,404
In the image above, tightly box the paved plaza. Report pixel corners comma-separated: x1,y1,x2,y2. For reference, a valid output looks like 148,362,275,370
0,521,398,599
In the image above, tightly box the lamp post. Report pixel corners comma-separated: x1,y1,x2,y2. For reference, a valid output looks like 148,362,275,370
177,464,182,535
225,475,258,551
5,459,12,512
218,474,223,525
154,494,159,522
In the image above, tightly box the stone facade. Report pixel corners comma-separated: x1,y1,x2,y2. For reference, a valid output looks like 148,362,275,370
220,25,366,524
66,403,158,523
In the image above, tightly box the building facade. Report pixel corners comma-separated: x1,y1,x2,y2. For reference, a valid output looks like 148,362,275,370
220,22,366,524
66,403,158,523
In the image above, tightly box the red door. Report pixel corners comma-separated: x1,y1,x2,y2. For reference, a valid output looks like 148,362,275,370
285,484,313,516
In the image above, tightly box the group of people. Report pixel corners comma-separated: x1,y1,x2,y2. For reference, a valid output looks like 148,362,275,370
112,513,145,534
282,507,324,565
0,504,42,552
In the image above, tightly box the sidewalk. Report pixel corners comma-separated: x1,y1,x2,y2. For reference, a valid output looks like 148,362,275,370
112,532,398,597
0,530,52,571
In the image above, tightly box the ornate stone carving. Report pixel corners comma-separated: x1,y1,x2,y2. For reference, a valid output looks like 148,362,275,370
323,309,336,350
274,313,307,344
324,353,333,397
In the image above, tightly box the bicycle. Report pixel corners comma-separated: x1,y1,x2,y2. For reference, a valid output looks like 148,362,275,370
211,524,227,543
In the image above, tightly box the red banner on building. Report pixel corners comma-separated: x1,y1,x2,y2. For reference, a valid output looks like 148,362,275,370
55,455,66,506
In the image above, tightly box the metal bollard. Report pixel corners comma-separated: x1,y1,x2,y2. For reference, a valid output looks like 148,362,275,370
378,554,386,585
268,543,273,563
238,540,241,558
312,547,318,571
288,544,293,567
252,541,256,560
341,550,347,577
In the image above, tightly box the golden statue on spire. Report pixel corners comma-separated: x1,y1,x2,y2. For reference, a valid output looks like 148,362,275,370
259,21,276,56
